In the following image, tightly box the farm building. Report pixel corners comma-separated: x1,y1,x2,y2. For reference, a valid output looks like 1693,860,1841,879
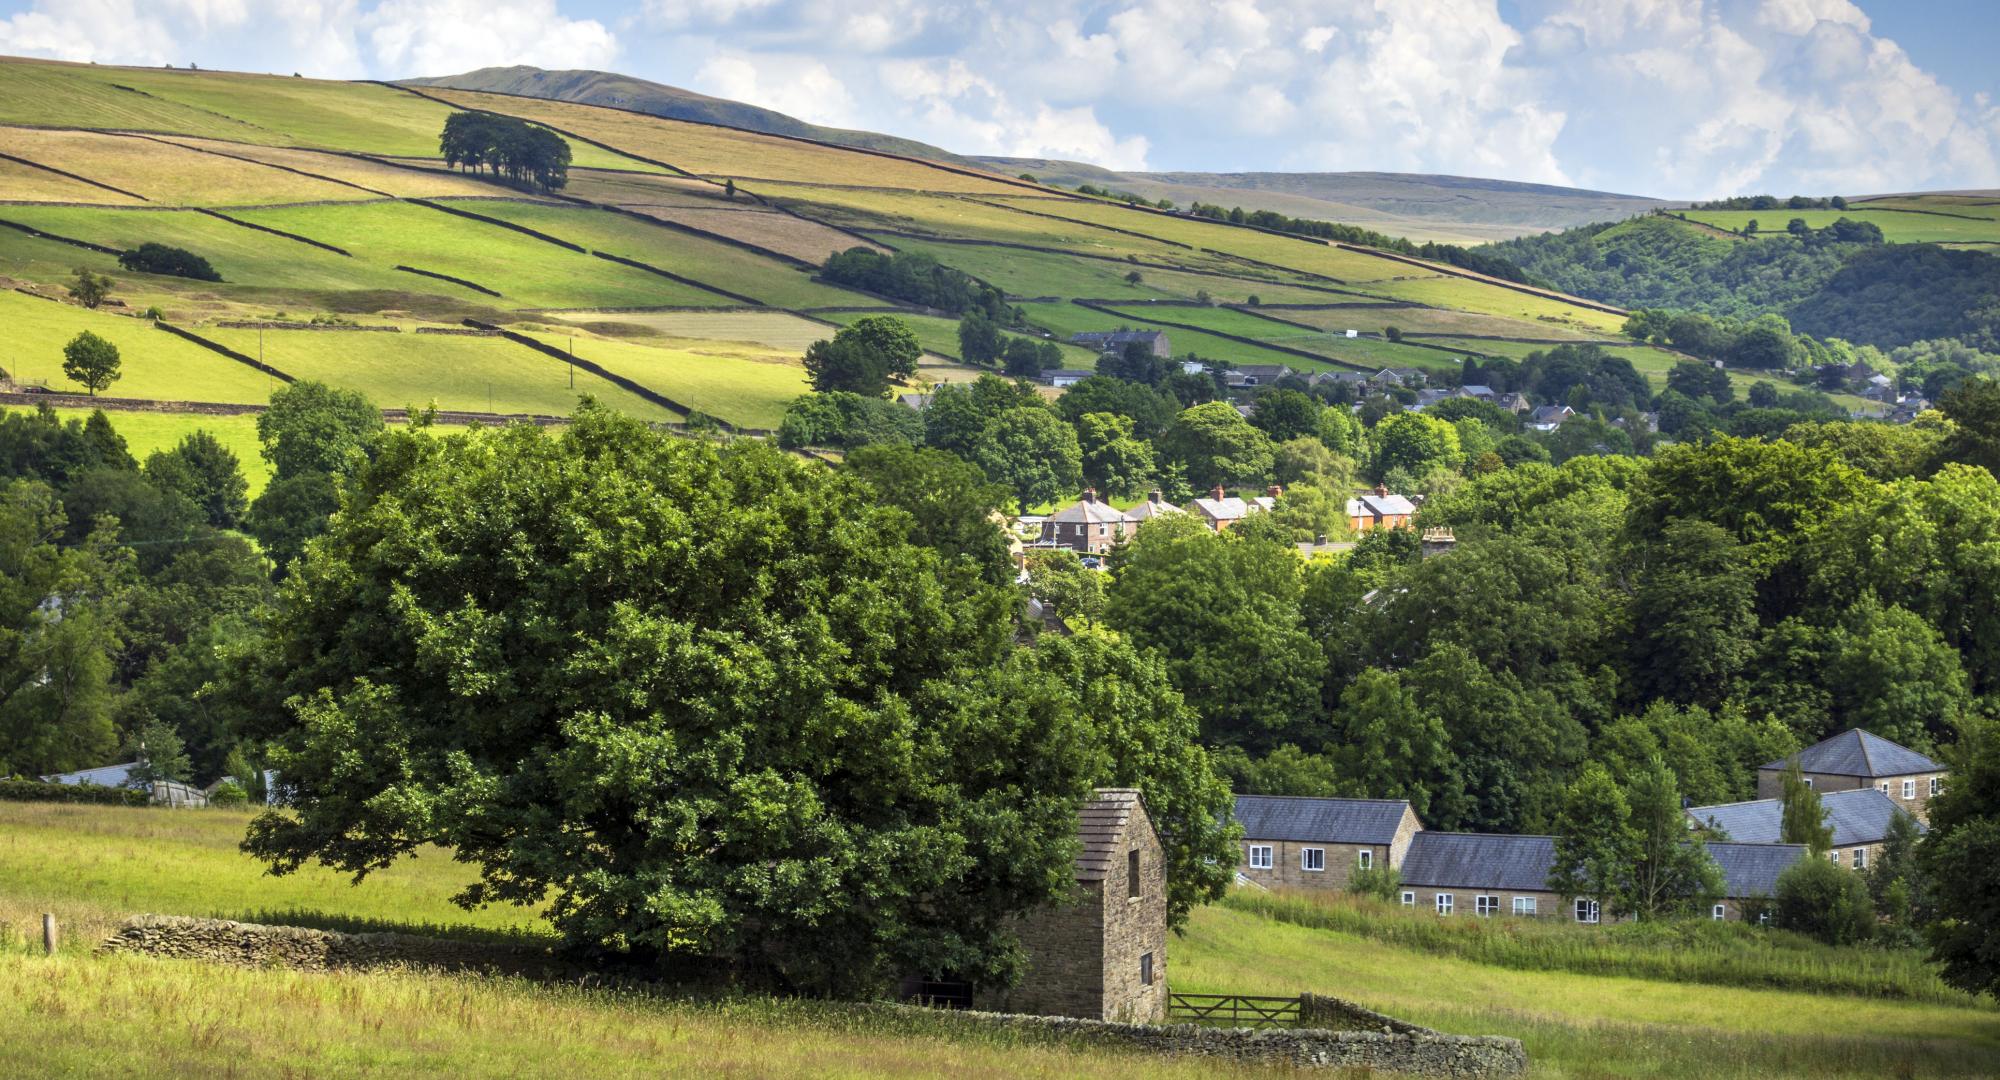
1687,788,1923,872
1755,730,1947,823
39,762,141,788
965,789,1169,1023
1233,794,1423,891
1043,369,1096,388
1121,489,1183,525
1706,842,1805,922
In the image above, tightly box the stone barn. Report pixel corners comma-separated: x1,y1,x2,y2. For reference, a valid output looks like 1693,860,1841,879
968,788,1169,1023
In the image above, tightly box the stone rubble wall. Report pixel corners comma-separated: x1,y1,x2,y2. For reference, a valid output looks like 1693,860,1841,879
97,915,577,980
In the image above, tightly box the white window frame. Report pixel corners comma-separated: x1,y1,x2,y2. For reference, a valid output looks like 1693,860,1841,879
1575,898,1600,924
1829,850,1841,866
1879,782,1891,794
1512,897,1537,916
1436,893,1454,916
1930,776,1942,796
1301,847,1326,872
1400,891,1415,907
1712,904,1726,921
1357,849,1373,871
1757,910,1772,926
1247,845,1273,870
1852,847,1867,870
1475,895,1499,917
1902,779,1916,799
1802,777,1813,789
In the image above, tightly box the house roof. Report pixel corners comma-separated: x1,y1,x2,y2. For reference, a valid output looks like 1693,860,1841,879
1045,369,1096,381
1687,788,1924,848
1399,832,1556,892
1071,330,1167,348
1461,385,1495,397
1762,729,1943,778
1075,788,1147,882
39,761,140,787
1347,493,1416,518
1123,496,1182,521
1192,496,1251,520
1233,364,1292,379
1049,496,1129,525
1232,794,1414,846
1530,405,1574,422
1705,841,1805,899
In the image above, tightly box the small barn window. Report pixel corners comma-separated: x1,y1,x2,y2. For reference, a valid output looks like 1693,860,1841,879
1575,899,1600,924
1879,782,1891,794
1301,847,1325,872
1127,849,1140,898
1475,895,1498,916
1851,847,1866,870
1400,891,1415,906
1829,850,1841,866
1931,776,1942,796
1140,952,1154,986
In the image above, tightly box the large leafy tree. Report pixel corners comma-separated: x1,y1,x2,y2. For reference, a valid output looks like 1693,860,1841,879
1370,412,1460,480
803,317,922,397
1158,402,1274,490
255,380,383,482
1919,718,2000,997
142,430,250,529
1329,668,1466,827
1622,756,1724,918
1547,762,1639,911
242,407,1227,995
61,331,121,396
973,407,1082,512
1075,412,1155,498
1626,518,1758,707
844,444,1011,583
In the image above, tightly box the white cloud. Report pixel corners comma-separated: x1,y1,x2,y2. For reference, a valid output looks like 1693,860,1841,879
364,0,616,75
696,51,858,127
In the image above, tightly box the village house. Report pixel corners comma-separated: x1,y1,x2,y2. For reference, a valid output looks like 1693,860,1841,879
1233,794,1423,891
1042,369,1096,388
1396,832,1592,921
1494,392,1530,413
1528,404,1575,432
1368,368,1427,389
1069,330,1172,358
1224,364,1292,388
894,392,933,411
1190,485,1268,531
1346,484,1416,532
961,789,1168,1023
1707,842,1805,922
1687,788,1923,872
1121,489,1182,525
1039,489,1131,554
1756,729,1947,823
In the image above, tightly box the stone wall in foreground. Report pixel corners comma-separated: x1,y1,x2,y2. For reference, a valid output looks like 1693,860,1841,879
97,915,576,979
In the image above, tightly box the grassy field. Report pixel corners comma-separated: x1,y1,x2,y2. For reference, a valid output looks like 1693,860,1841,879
1019,300,1343,372
570,310,835,350
200,328,681,422
0,151,147,204
161,136,504,199
872,236,1340,306
0,126,365,206
13,407,274,496
1682,206,2000,245
0,292,278,403
521,331,808,428
3,802,1993,1079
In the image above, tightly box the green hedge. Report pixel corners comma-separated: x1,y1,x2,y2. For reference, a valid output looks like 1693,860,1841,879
0,778,149,806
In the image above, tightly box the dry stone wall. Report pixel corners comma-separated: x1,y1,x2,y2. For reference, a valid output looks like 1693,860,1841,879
98,915,576,979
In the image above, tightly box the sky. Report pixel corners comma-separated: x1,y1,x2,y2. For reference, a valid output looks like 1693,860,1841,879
2,0,1996,198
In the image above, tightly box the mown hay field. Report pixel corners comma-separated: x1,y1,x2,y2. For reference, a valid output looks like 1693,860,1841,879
1682,206,2000,244
158,137,503,200
763,183,1190,263
0,292,277,403
0,126,364,206
414,86,1026,195
452,199,865,309
574,310,833,351
200,328,680,422
619,204,874,266
877,236,1342,307
0,151,146,204
522,331,809,428
1282,305,1612,341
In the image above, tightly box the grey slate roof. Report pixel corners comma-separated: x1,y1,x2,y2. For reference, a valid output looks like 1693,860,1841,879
1398,832,1555,892
1049,495,1129,524
1232,795,1412,846
1705,841,1804,899
1762,729,1943,778
1075,789,1146,882
1347,493,1417,517
1687,788,1924,848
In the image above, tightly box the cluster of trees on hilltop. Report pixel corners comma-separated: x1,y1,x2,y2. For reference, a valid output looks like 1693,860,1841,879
439,111,572,192
1690,194,1849,211
819,248,1020,322
1185,202,1532,283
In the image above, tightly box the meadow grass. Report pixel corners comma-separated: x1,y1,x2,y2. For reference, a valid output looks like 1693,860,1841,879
0,292,277,403
0,153,147,205
1018,300,1338,372
1682,207,2000,244
521,331,808,428
230,202,724,310
878,236,1344,305
1286,305,1609,341
568,310,836,351
416,87,1023,195
7,407,274,497
0,59,277,143
199,327,681,422
762,183,1184,260
452,199,867,309
164,136,503,200
0,126,366,207
1369,274,1630,334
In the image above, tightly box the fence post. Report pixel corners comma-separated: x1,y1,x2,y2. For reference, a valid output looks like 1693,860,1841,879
42,913,56,956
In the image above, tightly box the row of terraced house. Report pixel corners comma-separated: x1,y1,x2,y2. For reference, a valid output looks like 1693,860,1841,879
1231,729,1945,922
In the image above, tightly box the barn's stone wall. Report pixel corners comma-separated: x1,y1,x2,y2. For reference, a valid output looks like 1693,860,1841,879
1099,800,1167,1024
973,884,1106,1020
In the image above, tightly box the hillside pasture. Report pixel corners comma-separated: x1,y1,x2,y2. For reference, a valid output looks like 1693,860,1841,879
1680,207,2000,245
1367,275,1628,334
0,292,279,403
158,137,504,199
8,407,272,495
411,86,1028,195
876,237,1342,306
0,126,363,206
450,199,864,309
1018,301,1341,373
0,59,278,143
199,327,681,422
228,202,729,310
763,184,1189,263
0,152,146,205
521,331,808,428
567,310,834,351
625,205,875,266
1283,305,1613,341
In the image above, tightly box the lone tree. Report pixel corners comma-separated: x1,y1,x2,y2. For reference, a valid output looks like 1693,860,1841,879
803,316,921,397
61,331,121,396
240,405,1232,996
67,266,113,309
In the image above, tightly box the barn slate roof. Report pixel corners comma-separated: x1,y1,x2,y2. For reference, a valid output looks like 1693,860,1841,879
1075,788,1146,882
1705,841,1804,899
1232,795,1413,846
1398,832,1556,892
1761,729,1943,778
1687,788,1924,848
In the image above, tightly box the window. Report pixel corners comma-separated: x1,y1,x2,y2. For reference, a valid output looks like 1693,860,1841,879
1575,899,1600,924
1400,892,1415,907
1128,850,1141,898
1802,777,1813,789
1436,893,1454,915
1247,845,1273,870
1757,911,1772,926
1357,850,1373,871
1829,850,1841,866
1301,847,1325,872
1712,904,1727,921
1851,847,1867,870
1931,776,1942,796
1902,779,1916,799
1879,782,1891,795
1139,952,1153,986
1512,897,1537,916
1475,896,1499,917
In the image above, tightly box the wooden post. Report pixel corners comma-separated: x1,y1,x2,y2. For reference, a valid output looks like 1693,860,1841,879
42,913,56,955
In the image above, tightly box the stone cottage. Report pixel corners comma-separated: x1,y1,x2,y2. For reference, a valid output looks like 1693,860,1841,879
1039,489,1132,554
971,788,1168,1023
1756,729,1947,823
1233,794,1423,891
1396,832,1596,921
